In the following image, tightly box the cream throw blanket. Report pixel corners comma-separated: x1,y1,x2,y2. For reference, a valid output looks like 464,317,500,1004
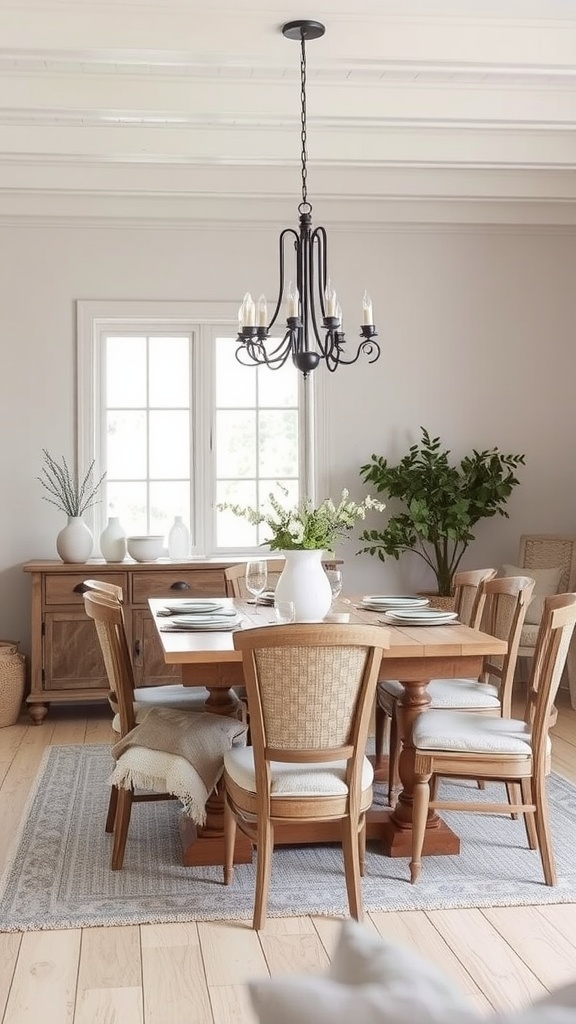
111,707,247,824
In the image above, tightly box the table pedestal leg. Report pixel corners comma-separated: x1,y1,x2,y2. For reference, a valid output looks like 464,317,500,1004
379,679,460,857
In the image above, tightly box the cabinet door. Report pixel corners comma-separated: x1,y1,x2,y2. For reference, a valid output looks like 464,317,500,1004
131,610,182,688
44,611,108,689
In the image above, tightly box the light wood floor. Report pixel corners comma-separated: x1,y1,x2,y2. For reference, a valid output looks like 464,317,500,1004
0,694,575,1024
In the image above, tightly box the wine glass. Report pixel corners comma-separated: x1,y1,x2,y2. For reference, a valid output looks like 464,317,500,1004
245,559,268,607
274,600,296,624
326,569,343,605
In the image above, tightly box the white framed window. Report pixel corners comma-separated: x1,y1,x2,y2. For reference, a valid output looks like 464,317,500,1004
77,300,318,555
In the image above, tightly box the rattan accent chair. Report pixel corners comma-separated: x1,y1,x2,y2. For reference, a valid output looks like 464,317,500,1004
224,559,286,598
410,593,576,886
83,578,208,721
513,535,576,708
222,623,388,930
374,567,498,803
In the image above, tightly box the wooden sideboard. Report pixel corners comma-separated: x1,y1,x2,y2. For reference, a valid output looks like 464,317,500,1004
23,559,239,724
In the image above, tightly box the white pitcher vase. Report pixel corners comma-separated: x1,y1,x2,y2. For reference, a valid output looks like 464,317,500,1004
274,549,332,622
56,516,93,563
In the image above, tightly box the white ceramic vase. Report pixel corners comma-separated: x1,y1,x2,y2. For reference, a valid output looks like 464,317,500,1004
168,515,191,558
274,549,332,622
56,516,93,564
99,516,127,562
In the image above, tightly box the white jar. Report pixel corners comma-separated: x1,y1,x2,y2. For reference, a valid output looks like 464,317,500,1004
99,516,127,562
168,516,191,559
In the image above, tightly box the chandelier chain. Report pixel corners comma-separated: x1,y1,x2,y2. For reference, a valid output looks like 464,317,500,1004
300,32,308,208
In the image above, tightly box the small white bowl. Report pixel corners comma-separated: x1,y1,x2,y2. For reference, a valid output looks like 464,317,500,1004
127,535,164,562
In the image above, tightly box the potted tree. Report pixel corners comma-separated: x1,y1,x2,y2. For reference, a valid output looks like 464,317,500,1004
358,428,525,597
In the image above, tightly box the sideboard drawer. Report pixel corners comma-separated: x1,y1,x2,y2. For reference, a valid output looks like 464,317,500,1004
45,572,128,605
131,569,226,603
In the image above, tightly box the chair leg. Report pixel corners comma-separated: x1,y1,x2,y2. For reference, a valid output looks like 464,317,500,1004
342,814,363,921
410,774,431,883
253,818,274,931
105,785,118,833
111,786,133,870
520,776,538,850
387,708,401,806
506,781,522,820
359,818,367,878
430,774,439,803
374,703,388,766
533,773,557,886
223,792,237,886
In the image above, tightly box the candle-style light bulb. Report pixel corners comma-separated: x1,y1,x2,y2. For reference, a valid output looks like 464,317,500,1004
286,281,299,319
335,302,342,328
325,278,337,318
362,290,373,326
243,292,256,327
257,294,268,328
238,302,244,332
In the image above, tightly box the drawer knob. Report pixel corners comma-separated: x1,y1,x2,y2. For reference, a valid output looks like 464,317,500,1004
170,581,191,591
73,582,89,595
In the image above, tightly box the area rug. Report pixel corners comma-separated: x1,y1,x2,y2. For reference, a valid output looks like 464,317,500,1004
2,743,576,932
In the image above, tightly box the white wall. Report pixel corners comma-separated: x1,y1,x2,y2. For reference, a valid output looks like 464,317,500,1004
1,214,576,655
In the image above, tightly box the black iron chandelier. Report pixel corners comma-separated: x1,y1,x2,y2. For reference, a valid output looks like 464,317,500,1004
235,19,381,378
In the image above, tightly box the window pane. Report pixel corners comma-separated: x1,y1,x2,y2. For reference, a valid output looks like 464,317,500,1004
216,338,256,407
149,337,190,407
106,337,147,407
216,411,256,477
104,481,148,536
149,482,191,538
107,411,147,479
149,411,190,478
216,480,258,547
257,362,298,407
259,410,299,477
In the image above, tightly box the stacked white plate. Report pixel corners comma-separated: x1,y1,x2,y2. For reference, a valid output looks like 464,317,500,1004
162,600,227,615
382,608,459,626
160,613,241,632
360,595,430,611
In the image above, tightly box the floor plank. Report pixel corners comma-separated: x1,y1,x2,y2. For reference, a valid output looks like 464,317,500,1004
3,930,81,1024
141,923,212,1024
481,906,576,992
427,907,548,1011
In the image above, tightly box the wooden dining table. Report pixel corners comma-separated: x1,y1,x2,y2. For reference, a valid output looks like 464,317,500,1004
150,595,507,867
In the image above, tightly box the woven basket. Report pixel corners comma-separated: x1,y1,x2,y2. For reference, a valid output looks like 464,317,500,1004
0,641,26,727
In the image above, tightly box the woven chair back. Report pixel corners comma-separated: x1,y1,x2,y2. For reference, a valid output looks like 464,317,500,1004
84,590,137,736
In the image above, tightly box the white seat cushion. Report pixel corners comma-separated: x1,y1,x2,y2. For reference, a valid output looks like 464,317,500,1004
111,684,208,731
413,709,550,756
224,746,374,799
379,678,500,710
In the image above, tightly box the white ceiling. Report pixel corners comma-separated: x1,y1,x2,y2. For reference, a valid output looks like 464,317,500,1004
2,0,576,221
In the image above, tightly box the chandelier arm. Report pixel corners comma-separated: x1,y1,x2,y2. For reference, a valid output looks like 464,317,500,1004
330,337,382,367
268,227,300,331
309,226,328,352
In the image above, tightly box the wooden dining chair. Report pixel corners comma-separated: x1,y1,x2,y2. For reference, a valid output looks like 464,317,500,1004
224,559,285,598
374,567,498,803
222,622,388,929
82,578,209,721
84,589,247,869
410,592,576,885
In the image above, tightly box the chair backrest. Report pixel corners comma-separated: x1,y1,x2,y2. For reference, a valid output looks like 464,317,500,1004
233,623,387,796
479,575,535,716
518,535,576,594
453,568,497,627
526,593,576,764
83,578,124,602
84,589,137,736
224,559,286,598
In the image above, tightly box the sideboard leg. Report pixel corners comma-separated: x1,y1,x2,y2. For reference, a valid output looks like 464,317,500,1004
28,702,48,725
